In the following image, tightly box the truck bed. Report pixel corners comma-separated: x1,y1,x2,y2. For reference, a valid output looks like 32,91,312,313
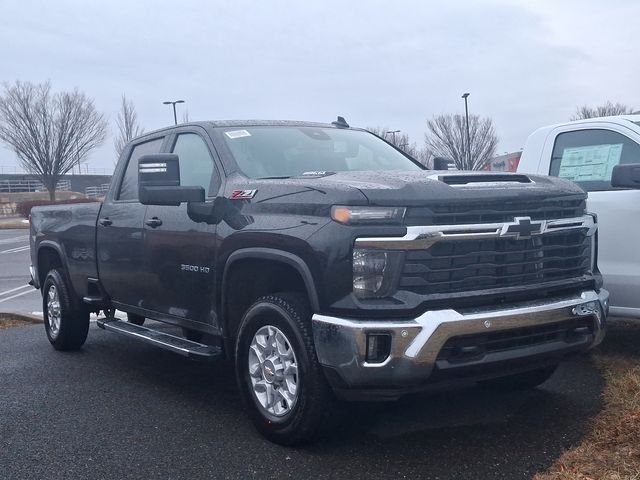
30,202,102,299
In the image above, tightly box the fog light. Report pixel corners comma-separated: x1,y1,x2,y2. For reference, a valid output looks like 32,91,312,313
366,333,392,363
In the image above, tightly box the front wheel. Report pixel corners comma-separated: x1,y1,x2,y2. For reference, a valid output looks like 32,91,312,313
235,293,335,445
43,269,89,351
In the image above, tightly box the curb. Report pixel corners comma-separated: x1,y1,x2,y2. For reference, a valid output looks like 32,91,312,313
0,216,30,229
0,312,42,324
0,224,29,230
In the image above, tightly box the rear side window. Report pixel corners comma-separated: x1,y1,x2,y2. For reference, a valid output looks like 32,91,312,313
549,129,640,191
118,137,164,200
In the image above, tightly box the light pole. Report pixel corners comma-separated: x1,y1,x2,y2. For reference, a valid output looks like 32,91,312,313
386,129,401,144
461,93,471,168
163,99,185,125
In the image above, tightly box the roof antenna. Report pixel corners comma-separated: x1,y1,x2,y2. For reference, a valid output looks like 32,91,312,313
332,116,349,128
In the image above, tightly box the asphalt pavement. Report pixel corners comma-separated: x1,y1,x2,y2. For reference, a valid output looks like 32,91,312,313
0,229,41,315
0,323,604,480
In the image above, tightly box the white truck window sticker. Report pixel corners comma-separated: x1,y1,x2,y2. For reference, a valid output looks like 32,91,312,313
558,143,623,182
225,130,251,139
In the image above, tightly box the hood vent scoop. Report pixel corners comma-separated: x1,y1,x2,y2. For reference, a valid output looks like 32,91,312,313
440,174,532,186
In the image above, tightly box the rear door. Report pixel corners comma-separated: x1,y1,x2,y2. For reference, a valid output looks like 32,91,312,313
142,127,222,327
97,136,166,309
545,125,640,313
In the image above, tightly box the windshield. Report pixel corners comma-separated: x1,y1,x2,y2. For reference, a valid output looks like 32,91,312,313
219,126,423,178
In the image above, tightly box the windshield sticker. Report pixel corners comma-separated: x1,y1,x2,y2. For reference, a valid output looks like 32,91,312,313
225,130,251,139
559,143,623,182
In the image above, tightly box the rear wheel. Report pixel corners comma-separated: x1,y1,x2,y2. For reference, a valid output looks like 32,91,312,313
479,364,558,390
235,293,335,445
43,269,89,351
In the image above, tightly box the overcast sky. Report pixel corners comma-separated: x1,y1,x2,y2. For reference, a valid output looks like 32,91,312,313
1,0,637,171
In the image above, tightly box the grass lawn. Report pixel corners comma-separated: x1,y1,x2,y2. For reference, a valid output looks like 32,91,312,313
535,319,640,480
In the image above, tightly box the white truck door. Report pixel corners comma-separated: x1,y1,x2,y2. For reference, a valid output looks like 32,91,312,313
528,124,640,317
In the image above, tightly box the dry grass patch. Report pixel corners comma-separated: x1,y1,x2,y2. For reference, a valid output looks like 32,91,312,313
535,320,640,480
0,318,30,330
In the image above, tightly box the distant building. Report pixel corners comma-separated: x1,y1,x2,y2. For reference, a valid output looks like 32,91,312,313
484,151,522,172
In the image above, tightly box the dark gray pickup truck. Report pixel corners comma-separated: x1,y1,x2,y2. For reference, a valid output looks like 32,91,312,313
29,119,609,444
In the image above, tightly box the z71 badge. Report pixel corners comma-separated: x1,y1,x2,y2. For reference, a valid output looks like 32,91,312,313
230,189,257,200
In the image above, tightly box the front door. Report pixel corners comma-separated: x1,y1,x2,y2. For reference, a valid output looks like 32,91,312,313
97,136,165,309
547,127,640,311
142,129,221,327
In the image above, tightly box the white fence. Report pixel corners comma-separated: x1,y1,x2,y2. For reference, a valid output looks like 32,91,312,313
0,179,71,193
0,165,113,175
85,184,110,198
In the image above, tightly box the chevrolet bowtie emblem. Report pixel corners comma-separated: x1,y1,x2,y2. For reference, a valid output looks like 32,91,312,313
500,217,544,239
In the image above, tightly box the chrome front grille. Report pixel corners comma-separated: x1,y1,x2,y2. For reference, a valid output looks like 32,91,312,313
400,230,591,295
355,214,596,297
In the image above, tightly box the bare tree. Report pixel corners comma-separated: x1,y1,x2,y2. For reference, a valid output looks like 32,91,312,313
570,101,634,120
114,94,144,157
425,114,498,170
0,81,107,200
182,109,190,123
366,126,430,166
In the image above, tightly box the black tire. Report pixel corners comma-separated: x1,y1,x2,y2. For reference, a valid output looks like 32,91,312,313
479,364,558,391
127,313,145,326
235,293,335,445
42,268,90,351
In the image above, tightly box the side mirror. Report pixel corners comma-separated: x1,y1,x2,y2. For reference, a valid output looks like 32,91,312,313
611,163,640,189
433,157,453,170
138,154,205,206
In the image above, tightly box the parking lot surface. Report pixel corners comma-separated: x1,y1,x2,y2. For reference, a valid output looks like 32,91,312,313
1,323,603,480
0,229,40,314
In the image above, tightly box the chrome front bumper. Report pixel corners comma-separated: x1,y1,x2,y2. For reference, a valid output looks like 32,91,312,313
313,289,609,389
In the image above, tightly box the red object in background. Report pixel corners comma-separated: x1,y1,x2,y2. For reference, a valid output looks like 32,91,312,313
484,152,522,172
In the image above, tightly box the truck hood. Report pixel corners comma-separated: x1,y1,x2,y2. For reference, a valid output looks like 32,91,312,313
249,170,586,207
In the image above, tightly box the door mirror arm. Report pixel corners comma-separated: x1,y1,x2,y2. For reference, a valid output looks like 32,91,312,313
187,200,223,224
187,197,254,229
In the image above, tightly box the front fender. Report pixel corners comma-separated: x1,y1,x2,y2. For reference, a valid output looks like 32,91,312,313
221,248,320,312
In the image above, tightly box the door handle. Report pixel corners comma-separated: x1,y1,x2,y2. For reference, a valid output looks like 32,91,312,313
99,217,112,227
145,217,163,228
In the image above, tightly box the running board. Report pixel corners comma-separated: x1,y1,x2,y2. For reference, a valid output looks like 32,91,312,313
96,318,222,360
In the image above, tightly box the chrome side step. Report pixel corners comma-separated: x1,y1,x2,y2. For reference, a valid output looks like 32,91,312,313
96,318,222,360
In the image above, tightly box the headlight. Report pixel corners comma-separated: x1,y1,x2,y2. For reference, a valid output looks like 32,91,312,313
332,206,406,225
353,248,402,299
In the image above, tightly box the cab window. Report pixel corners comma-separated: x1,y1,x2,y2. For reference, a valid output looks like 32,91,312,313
171,133,217,196
118,137,164,200
549,129,640,191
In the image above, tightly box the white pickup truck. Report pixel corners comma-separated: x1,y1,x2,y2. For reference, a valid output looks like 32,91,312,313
518,115,640,318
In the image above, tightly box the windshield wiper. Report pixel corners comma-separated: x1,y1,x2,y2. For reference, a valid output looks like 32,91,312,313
257,176,292,179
